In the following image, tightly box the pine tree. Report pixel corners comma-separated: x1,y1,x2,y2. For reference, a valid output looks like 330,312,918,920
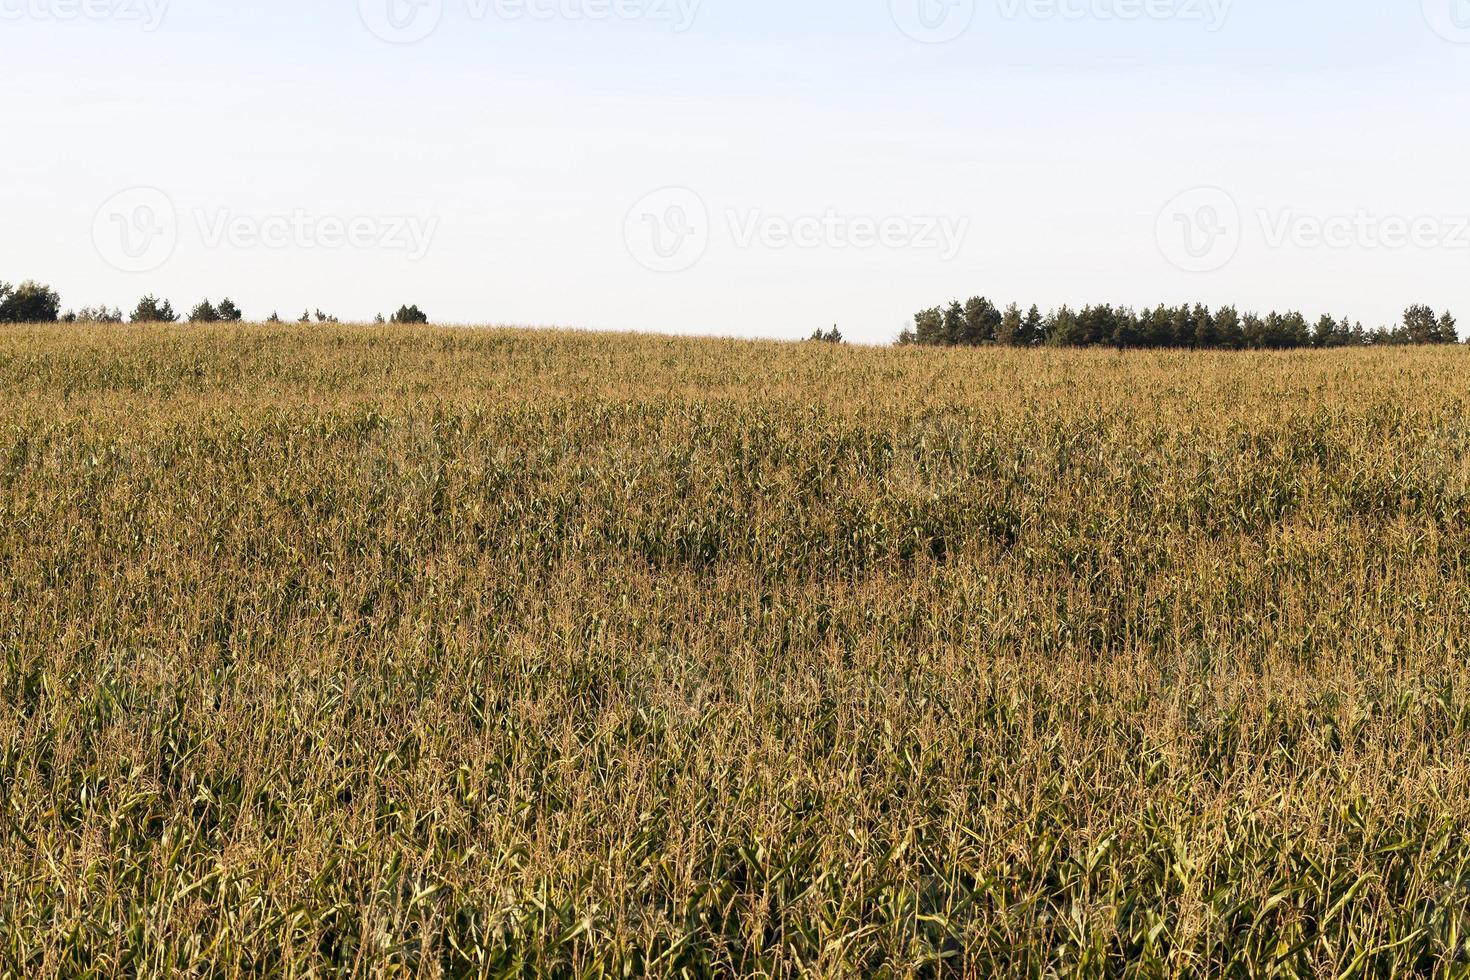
962,296,1001,345
1403,305,1437,344
1078,305,1117,346
1171,305,1195,348
997,303,1023,346
1214,306,1243,349
390,305,429,325
1146,306,1174,348
1048,306,1082,346
1313,314,1336,348
1283,312,1310,348
1436,311,1458,343
1113,307,1141,348
913,307,942,345
1193,304,1216,349
1022,306,1044,347
131,295,178,323
942,301,966,346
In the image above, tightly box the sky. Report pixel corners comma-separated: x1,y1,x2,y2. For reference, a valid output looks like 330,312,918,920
3,0,1469,343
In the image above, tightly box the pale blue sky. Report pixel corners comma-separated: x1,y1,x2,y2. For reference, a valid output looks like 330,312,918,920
4,0,1469,341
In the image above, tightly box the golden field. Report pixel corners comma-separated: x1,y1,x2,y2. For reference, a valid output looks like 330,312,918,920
2,323,1469,977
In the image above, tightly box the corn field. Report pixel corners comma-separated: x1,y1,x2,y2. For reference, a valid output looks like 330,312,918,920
3,323,1470,978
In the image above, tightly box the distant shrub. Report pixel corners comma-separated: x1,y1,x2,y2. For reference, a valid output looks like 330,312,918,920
0,280,61,323
62,306,124,323
131,295,178,323
390,304,429,325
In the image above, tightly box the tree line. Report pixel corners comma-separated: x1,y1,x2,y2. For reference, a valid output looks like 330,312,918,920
0,278,428,326
900,298,1462,349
